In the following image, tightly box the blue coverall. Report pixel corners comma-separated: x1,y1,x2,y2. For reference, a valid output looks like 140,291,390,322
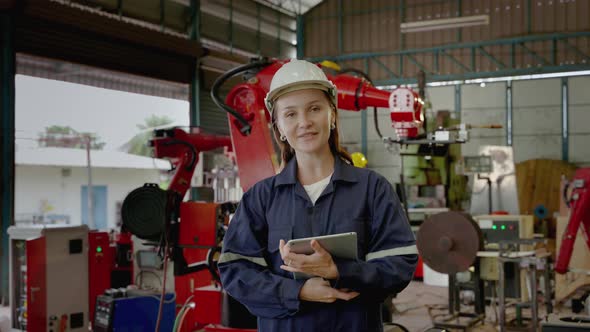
219,155,418,332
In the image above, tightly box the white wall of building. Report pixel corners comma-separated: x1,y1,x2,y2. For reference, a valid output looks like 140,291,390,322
14,165,162,230
337,75,590,184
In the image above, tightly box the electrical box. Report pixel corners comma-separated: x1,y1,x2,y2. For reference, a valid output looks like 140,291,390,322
474,215,534,250
473,215,534,301
8,225,89,332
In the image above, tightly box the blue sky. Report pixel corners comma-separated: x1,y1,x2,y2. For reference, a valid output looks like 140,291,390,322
15,75,190,151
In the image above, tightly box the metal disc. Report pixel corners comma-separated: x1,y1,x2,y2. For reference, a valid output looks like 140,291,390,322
417,212,482,274
121,184,167,241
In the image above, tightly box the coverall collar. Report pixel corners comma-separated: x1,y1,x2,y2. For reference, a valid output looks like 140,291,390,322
275,154,358,187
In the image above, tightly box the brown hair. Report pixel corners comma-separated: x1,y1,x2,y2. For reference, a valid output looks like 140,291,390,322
270,91,352,167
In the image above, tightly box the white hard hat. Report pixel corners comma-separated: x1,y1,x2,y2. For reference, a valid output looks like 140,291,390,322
264,59,337,114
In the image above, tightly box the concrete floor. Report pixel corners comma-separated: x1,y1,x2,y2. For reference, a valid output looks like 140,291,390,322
390,280,581,332
391,281,498,331
0,281,579,332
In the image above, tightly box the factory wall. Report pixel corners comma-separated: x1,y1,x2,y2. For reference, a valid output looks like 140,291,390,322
569,76,590,164
14,165,162,230
304,0,590,80
338,75,590,184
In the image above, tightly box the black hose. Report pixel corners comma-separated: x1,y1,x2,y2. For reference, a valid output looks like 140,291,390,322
210,60,271,135
163,140,197,171
340,68,383,139
373,107,383,139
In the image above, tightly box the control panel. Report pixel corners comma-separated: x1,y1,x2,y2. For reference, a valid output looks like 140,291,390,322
94,295,115,331
477,219,520,245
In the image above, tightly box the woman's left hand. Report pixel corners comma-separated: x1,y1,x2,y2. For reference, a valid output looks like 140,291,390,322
279,239,339,280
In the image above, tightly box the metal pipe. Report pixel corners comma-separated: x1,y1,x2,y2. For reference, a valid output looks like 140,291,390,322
544,257,553,314
86,137,94,229
361,58,369,157
506,80,513,146
530,265,538,330
499,259,506,332
454,84,461,120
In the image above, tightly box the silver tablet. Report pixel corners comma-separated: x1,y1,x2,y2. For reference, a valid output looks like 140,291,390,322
286,232,358,279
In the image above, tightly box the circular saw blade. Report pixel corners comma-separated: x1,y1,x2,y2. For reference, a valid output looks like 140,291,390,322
417,212,482,274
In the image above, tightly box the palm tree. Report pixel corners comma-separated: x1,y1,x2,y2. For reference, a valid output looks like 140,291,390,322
123,114,174,157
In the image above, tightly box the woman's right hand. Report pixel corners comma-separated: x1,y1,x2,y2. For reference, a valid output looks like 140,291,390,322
298,277,360,303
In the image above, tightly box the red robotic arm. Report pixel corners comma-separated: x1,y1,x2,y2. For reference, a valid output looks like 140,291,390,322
150,127,233,198
555,167,590,274
222,59,423,191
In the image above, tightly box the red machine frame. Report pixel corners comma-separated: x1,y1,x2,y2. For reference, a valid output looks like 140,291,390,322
555,168,590,274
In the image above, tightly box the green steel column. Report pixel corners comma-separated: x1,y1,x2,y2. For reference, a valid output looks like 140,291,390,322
256,3,261,56
0,12,15,305
229,0,233,54
433,51,439,74
454,84,461,120
189,0,200,128
561,77,569,161
526,0,532,34
456,0,462,42
506,80,513,146
277,11,281,56
160,0,166,32
337,0,343,54
361,58,369,157
399,0,406,77
510,43,516,69
551,38,557,65
470,47,476,71
189,0,201,200
296,15,305,58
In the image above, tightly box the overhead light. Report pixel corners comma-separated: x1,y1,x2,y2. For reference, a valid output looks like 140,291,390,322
400,15,489,33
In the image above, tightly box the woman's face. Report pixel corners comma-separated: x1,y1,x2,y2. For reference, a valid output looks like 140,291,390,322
274,89,335,156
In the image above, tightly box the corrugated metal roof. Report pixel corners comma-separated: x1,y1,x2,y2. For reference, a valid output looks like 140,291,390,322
259,0,323,15
16,147,171,170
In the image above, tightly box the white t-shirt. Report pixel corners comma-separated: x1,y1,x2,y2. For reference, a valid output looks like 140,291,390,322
303,173,333,205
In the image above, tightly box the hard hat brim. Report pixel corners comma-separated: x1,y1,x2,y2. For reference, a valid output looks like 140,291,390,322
265,81,337,114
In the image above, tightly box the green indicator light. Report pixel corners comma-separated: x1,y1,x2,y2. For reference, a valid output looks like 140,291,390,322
501,225,506,230
96,246,102,253
492,225,497,230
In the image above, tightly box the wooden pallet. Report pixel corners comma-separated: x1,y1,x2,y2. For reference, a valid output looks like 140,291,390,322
515,159,577,218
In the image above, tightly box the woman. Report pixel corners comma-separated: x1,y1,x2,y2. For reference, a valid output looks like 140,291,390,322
219,59,417,332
